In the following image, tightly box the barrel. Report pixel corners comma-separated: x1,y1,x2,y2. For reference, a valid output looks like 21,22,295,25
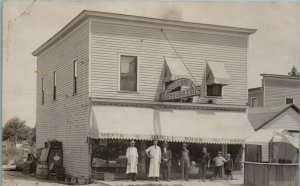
36,164,49,179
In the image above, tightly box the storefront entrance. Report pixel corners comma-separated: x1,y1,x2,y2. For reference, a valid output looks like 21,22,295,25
90,139,243,180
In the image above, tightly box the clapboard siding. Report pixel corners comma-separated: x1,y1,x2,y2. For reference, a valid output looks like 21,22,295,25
248,89,264,107
264,78,300,106
36,21,90,178
90,21,249,105
262,108,300,131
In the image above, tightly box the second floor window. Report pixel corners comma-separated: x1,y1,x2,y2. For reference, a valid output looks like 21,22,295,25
73,60,78,94
207,84,222,97
53,71,56,100
251,97,258,107
286,98,293,104
120,55,137,92
41,77,45,104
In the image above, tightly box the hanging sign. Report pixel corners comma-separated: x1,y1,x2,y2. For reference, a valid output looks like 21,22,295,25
160,78,201,101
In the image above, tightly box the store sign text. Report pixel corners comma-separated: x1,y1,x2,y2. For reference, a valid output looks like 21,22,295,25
160,78,201,101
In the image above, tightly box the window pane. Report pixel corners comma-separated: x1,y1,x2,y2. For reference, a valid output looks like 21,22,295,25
120,55,137,91
207,84,222,97
251,98,258,107
121,56,137,74
286,98,293,104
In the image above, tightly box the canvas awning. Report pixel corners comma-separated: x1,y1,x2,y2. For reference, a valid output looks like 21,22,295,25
88,105,254,144
164,57,192,82
206,61,232,85
245,128,286,146
272,130,299,149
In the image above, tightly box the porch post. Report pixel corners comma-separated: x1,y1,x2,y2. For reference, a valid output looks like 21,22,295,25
241,143,245,173
139,141,147,176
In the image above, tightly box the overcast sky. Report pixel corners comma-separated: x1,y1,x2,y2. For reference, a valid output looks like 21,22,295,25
3,1,300,127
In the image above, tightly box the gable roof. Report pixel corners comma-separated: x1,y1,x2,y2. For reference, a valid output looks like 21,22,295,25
248,104,299,131
32,10,256,56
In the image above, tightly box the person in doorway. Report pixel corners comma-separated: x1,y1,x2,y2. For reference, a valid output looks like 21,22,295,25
126,140,139,181
145,139,161,181
161,141,172,181
212,151,227,180
179,143,191,181
199,147,210,182
224,153,233,182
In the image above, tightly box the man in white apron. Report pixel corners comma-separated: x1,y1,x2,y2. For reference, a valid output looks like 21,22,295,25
145,139,161,181
126,140,139,181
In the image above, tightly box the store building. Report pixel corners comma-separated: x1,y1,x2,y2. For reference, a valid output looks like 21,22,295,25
33,10,256,180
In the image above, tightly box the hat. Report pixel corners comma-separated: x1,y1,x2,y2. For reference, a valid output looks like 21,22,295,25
226,153,231,157
218,151,222,154
130,140,135,144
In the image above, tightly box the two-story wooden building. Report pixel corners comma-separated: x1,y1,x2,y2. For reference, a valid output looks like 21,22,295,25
248,74,300,107
33,10,256,180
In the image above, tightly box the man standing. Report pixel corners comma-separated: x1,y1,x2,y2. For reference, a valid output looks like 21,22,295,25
179,143,190,181
126,140,139,181
212,151,226,180
145,139,161,181
161,141,172,181
199,147,210,182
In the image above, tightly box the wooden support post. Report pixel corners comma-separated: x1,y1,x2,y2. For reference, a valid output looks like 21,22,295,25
139,141,147,176
241,144,245,173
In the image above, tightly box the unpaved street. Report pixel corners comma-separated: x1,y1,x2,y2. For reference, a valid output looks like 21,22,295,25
3,170,243,186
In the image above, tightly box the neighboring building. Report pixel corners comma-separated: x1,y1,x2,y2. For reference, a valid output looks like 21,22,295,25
248,74,300,107
248,104,299,132
32,10,256,180
247,104,299,165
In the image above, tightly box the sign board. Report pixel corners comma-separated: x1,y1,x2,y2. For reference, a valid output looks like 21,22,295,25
160,78,201,101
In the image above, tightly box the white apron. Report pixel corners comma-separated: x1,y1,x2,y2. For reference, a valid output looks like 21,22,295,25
126,147,138,174
145,145,161,177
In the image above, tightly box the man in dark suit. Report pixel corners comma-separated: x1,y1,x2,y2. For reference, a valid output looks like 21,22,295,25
161,141,172,181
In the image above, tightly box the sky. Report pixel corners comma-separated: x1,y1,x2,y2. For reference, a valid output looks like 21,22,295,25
3,0,300,127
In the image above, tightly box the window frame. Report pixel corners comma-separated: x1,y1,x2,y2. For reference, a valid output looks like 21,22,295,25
251,97,258,107
73,60,78,95
118,54,139,93
285,98,294,104
53,71,57,101
41,77,45,104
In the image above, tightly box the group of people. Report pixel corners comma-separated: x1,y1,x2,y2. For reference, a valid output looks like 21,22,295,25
125,139,233,182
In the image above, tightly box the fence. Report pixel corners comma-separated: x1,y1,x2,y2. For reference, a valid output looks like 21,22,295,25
244,161,298,186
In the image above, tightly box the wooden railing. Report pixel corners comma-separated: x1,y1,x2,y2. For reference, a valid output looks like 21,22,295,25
244,162,298,186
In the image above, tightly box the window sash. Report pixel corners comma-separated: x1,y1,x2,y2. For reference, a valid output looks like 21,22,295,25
120,55,137,92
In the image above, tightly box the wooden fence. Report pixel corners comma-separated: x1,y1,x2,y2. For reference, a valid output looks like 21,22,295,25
244,162,298,186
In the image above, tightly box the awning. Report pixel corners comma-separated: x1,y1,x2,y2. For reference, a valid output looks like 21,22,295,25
164,57,192,82
272,130,299,149
206,61,231,85
88,105,254,144
245,128,286,146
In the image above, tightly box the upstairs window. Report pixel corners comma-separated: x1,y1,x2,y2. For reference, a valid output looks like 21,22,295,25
206,84,222,97
286,98,293,104
120,55,137,92
53,71,56,100
73,60,78,94
251,97,258,107
41,77,45,104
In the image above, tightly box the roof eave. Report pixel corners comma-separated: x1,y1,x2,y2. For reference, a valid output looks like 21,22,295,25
32,10,257,57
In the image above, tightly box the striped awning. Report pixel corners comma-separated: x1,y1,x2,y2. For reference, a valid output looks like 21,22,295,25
206,61,232,85
88,105,254,144
164,57,192,82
